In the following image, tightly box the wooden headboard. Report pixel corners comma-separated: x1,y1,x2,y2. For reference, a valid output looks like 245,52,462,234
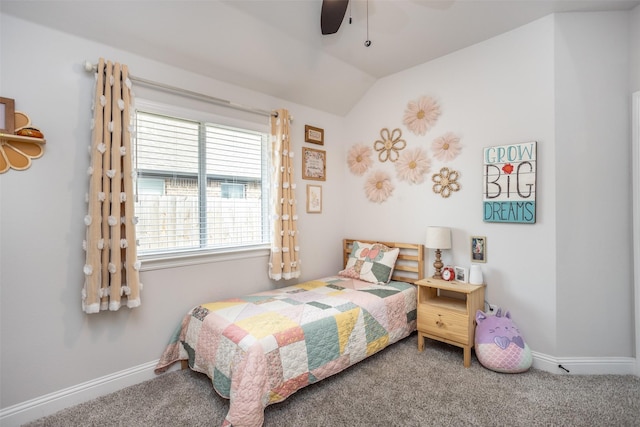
343,239,424,284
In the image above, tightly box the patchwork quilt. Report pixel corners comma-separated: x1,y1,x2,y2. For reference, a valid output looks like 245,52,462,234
155,276,417,427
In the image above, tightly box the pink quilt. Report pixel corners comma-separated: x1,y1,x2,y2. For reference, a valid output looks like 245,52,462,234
155,276,417,426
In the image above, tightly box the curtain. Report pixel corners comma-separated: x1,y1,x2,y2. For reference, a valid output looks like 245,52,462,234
269,109,301,280
82,58,141,313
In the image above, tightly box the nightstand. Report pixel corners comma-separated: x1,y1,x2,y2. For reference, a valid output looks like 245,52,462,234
415,277,485,368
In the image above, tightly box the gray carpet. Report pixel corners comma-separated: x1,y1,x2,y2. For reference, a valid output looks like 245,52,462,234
24,334,640,426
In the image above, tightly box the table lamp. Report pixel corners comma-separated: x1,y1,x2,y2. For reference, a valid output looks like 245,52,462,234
425,226,451,279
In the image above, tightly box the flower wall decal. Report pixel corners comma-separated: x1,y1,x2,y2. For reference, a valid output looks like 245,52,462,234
395,147,431,184
347,143,373,176
432,167,461,198
364,170,394,203
374,128,406,162
0,138,44,173
431,132,462,162
403,96,441,136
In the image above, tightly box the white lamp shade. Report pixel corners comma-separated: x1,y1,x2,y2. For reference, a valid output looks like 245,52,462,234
425,227,452,249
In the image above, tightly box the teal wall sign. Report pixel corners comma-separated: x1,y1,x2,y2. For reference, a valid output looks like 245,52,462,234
483,142,537,223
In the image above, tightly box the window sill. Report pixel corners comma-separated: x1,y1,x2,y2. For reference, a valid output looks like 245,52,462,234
139,245,270,272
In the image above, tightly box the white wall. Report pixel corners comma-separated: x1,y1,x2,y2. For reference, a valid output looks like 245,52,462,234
344,16,558,355
0,13,346,411
631,5,640,92
554,11,634,357
342,10,636,360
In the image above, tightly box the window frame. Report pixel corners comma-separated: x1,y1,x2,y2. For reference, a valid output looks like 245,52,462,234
133,99,271,271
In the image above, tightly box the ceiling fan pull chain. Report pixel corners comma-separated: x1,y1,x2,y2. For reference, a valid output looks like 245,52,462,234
365,0,371,47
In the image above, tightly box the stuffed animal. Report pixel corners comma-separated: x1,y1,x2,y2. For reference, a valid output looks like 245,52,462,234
475,309,532,373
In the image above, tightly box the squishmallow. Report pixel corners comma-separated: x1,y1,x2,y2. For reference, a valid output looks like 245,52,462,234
475,309,532,373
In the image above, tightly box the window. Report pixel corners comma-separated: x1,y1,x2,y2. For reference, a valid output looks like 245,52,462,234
134,109,270,257
221,182,246,199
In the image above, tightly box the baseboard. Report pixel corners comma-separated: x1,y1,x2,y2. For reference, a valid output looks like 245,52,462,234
532,351,637,375
1,353,636,426
0,359,179,427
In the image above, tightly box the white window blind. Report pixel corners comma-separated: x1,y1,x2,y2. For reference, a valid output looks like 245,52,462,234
134,111,270,256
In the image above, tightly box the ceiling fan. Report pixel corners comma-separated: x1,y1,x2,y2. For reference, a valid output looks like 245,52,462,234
320,0,350,35
320,0,454,46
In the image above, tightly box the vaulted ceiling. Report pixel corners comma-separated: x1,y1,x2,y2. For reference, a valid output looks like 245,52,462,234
2,0,639,116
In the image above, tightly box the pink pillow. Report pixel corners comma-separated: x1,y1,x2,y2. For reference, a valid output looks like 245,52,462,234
338,241,399,284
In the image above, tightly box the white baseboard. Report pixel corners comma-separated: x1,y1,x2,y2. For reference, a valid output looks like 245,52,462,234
0,359,179,427
532,352,637,375
1,353,636,426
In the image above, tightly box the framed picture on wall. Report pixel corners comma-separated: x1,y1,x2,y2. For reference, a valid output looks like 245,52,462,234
304,125,324,145
302,147,326,181
306,184,322,213
0,97,15,134
471,236,486,263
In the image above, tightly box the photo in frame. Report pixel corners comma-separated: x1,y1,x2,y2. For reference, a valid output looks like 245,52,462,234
0,97,15,134
471,236,487,263
302,146,326,181
454,266,468,283
306,184,322,213
304,125,324,145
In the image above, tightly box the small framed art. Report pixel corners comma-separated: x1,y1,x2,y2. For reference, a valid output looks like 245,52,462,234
302,147,326,181
471,236,486,263
306,184,322,213
304,125,324,145
0,97,15,134
454,266,468,283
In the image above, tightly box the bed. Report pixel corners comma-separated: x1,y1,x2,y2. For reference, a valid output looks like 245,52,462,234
155,239,424,427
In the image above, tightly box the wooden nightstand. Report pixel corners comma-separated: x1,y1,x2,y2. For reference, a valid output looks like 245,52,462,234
415,277,485,368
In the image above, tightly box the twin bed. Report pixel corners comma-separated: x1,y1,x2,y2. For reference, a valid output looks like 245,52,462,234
155,239,424,427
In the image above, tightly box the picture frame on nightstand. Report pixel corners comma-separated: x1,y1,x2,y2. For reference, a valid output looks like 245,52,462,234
454,266,468,283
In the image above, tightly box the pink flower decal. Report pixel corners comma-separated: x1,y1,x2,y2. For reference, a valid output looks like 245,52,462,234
403,96,441,136
395,147,431,184
347,143,373,176
431,132,462,162
364,170,394,203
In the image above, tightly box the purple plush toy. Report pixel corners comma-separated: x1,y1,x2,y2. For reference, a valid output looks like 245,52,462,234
475,309,532,373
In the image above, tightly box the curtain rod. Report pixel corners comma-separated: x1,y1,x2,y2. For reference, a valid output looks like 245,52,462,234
83,60,277,119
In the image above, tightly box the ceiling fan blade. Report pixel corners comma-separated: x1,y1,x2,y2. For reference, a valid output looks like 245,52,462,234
321,0,349,35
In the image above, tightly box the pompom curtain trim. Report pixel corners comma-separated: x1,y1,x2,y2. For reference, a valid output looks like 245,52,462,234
268,109,301,280
82,58,142,313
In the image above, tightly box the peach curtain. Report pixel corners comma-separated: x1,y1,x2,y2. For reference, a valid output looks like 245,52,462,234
82,58,141,313
269,109,301,280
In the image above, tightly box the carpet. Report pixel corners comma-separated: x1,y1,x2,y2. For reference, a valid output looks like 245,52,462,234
24,334,640,426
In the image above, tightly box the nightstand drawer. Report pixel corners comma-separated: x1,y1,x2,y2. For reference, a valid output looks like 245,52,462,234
417,308,469,345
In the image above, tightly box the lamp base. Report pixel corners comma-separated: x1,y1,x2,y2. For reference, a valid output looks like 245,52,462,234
432,248,443,279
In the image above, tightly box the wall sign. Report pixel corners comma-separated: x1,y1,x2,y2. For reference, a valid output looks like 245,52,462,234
483,141,536,223
304,125,324,145
302,147,326,181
